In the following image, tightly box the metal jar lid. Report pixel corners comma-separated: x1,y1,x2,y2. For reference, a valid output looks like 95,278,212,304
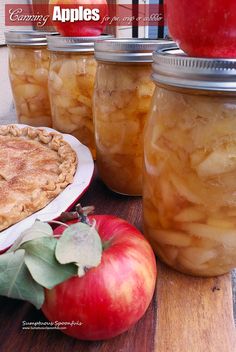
47,34,114,52
94,39,175,63
153,47,236,92
4,30,58,46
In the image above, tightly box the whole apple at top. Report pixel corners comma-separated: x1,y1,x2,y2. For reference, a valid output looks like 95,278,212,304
49,0,108,37
166,0,236,58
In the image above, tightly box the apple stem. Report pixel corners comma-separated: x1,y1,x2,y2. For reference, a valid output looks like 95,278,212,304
75,204,94,225
57,204,95,226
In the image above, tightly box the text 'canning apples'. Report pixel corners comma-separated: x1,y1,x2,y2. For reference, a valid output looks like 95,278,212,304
49,0,108,36
166,0,236,58
42,215,157,340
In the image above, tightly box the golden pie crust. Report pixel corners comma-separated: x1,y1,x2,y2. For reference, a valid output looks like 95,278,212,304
0,125,77,231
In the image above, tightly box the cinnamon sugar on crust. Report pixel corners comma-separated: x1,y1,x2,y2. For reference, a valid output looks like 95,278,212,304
0,125,77,231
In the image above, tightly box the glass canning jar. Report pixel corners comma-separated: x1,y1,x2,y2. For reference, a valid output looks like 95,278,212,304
5,30,56,127
47,35,112,159
93,39,174,196
143,48,236,276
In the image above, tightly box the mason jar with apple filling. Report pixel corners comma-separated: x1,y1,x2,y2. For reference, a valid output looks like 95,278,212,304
93,39,174,196
47,35,112,159
143,48,236,276
5,30,56,127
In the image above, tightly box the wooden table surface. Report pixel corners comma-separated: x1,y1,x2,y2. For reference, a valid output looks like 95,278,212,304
0,170,236,352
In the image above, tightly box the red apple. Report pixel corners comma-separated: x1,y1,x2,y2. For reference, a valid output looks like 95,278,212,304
166,0,236,58
42,215,157,340
49,0,108,37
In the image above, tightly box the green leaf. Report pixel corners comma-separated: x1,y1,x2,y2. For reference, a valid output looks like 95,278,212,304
55,222,102,277
8,220,53,253
20,237,77,289
0,250,44,309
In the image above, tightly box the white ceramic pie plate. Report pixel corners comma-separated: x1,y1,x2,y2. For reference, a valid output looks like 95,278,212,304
0,124,94,251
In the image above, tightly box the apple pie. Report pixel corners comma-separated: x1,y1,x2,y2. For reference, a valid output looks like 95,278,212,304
0,125,77,231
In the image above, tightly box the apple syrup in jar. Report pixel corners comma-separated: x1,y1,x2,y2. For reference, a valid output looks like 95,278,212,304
93,39,174,196
5,31,56,127
143,48,236,276
47,36,112,159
